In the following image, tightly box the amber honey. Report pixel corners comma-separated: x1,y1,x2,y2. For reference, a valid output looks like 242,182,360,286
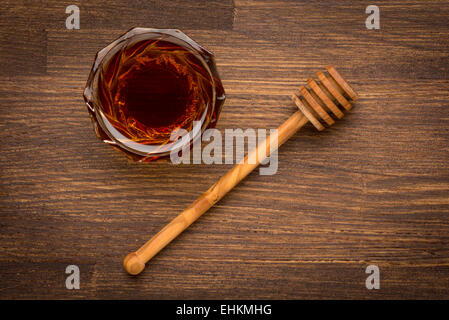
83,28,225,161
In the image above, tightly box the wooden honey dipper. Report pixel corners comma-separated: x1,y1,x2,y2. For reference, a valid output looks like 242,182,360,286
124,66,357,275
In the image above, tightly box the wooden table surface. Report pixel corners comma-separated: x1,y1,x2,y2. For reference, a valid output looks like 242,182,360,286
1,0,448,299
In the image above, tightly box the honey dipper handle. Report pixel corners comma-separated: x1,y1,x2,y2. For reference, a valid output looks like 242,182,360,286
124,111,309,275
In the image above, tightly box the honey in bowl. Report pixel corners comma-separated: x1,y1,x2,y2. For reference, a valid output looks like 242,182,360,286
83,28,225,161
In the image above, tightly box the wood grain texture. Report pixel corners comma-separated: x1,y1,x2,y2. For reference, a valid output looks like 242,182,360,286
1,0,449,299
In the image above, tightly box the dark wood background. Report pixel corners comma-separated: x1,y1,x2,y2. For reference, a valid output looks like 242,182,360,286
1,0,448,299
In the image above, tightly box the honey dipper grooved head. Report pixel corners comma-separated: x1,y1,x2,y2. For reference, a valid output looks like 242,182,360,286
293,66,357,131
124,252,145,275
